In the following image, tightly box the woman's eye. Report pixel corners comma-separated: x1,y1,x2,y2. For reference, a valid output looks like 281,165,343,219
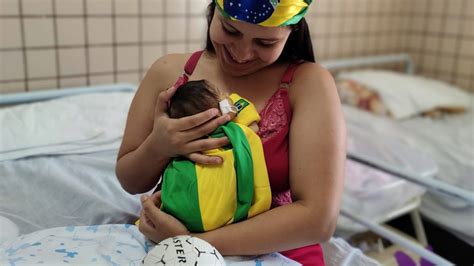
256,41,276,48
222,25,239,36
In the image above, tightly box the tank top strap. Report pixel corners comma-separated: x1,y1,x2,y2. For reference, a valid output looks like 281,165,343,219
173,50,204,88
279,60,305,88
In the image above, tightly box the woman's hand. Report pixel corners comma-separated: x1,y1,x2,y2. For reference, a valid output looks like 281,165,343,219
139,192,189,243
151,86,230,164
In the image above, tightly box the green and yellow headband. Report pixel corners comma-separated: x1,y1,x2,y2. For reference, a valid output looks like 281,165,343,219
215,0,312,27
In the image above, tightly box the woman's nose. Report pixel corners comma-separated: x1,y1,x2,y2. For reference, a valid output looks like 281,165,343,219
231,42,254,61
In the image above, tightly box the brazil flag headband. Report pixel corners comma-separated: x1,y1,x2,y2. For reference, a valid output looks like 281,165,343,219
215,0,312,27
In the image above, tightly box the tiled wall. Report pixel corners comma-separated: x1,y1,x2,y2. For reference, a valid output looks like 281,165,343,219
1,0,473,93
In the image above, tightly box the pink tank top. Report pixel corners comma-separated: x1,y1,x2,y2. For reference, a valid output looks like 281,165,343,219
178,51,325,266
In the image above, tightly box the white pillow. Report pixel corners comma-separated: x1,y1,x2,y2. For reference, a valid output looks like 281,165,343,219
338,70,472,119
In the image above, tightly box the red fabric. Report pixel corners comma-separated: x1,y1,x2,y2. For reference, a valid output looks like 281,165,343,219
257,64,325,266
180,53,325,265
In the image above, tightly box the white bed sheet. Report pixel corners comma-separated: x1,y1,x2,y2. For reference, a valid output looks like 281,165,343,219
343,95,474,244
0,150,146,235
398,97,474,244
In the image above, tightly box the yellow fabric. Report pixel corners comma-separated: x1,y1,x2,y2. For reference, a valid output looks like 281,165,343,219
216,0,310,27
196,94,271,231
260,0,309,27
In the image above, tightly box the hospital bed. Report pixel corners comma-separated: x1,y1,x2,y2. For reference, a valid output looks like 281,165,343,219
321,53,474,265
0,84,378,265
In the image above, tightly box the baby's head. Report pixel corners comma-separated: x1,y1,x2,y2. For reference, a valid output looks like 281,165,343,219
168,80,234,119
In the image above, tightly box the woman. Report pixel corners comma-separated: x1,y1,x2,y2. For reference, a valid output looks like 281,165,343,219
116,1,346,264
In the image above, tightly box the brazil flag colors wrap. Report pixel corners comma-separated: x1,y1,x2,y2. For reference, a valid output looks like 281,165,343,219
215,0,312,27
161,93,272,232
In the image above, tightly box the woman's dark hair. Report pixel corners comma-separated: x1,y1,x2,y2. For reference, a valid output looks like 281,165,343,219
168,80,220,119
205,2,315,63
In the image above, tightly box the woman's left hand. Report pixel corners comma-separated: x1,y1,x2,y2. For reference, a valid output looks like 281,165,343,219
138,191,189,243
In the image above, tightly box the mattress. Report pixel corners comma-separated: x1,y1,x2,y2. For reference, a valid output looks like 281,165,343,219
342,97,474,243
398,97,474,244
0,150,148,235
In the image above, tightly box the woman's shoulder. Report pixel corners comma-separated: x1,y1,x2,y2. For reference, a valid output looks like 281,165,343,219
290,62,336,97
287,61,338,108
148,52,193,77
139,52,197,92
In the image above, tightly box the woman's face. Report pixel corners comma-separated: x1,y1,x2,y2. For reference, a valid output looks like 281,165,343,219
209,11,292,77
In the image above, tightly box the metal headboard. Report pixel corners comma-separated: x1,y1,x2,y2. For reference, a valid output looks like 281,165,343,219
320,53,415,74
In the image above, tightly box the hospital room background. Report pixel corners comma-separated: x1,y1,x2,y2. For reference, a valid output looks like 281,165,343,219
0,0,473,265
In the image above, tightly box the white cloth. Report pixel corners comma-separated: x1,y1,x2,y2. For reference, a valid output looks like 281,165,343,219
322,237,380,266
0,224,302,265
0,150,145,235
0,92,133,161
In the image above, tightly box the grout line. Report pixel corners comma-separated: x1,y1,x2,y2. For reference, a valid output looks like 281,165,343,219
83,0,91,85
18,0,28,92
52,0,60,89
111,0,118,83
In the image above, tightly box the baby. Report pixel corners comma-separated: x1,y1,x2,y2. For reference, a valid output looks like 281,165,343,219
160,79,271,232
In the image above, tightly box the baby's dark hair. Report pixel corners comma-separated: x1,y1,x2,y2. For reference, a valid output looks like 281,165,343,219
168,80,221,119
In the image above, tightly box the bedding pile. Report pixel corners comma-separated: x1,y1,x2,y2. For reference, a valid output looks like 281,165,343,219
0,91,134,161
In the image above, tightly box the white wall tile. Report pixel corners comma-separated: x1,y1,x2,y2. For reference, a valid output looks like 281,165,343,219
116,18,139,43
57,18,85,46
0,81,26,93
141,0,163,15
114,0,139,15
0,0,19,15
187,42,204,53
59,76,87,88
142,18,163,42
88,46,113,73
55,0,83,15
117,72,139,85
59,48,86,76
28,79,58,91
22,0,52,15
189,0,208,15
165,0,186,15
87,18,113,44
89,74,114,85
86,0,112,15
166,17,186,42
455,58,473,76
188,17,207,40
142,44,163,69
0,18,22,49
117,46,139,71
24,18,54,47
165,43,186,54
26,49,57,78
0,51,24,81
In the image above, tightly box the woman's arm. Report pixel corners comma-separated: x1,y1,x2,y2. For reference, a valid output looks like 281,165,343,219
140,63,346,254
116,54,230,194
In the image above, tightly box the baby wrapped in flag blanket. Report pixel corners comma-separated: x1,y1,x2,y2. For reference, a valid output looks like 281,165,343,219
160,80,272,232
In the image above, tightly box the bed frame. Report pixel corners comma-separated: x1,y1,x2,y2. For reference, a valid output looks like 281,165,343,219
321,53,474,265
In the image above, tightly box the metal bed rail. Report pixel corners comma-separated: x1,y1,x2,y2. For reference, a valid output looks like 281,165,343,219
0,83,137,106
321,53,415,74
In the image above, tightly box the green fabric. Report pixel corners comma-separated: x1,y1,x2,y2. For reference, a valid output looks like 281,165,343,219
161,158,204,232
161,121,254,231
220,122,254,223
